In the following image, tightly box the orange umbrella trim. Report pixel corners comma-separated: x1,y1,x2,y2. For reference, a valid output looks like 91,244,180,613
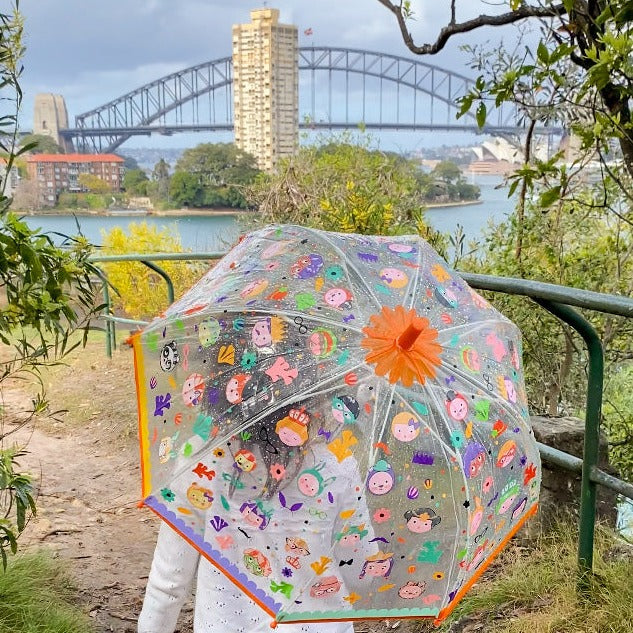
361,305,442,387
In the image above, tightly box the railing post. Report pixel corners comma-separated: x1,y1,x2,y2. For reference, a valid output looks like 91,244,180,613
535,299,604,575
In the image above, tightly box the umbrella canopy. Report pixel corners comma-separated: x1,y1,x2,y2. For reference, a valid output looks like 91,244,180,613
132,225,541,626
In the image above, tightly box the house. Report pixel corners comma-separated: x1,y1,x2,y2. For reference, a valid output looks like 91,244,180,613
26,153,125,207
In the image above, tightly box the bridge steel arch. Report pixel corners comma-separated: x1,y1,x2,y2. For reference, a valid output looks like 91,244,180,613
66,47,517,153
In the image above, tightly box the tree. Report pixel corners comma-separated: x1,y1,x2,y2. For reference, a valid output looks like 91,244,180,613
77,172,110,193
150,158,171,201
122,168,149,195
247,134,442,246
169,171,202,207
0,2,101,566
19,133,63,154
173,143,260,208
432,160,462,184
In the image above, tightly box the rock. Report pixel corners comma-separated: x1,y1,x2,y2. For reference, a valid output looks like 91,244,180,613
530,415,618,527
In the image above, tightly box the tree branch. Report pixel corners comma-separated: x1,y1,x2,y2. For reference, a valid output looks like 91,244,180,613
376,1,569,55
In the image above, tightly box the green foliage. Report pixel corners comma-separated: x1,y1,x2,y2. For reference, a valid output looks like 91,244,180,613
247,134,444,250
0,550,94,632
19,133,63,154
77,172,110,194
172,143,260,208
443,520,633,632
122,168,149,195
603,364,633,482
100,221,206,320
57,192,125,210
0,1,101,566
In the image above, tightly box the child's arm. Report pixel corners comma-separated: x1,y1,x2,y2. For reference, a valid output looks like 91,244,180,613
138,521,200,633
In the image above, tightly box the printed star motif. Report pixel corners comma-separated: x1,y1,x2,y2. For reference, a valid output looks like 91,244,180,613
344,592,362,605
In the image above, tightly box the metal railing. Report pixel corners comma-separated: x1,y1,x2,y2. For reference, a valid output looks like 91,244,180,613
90,252,633,576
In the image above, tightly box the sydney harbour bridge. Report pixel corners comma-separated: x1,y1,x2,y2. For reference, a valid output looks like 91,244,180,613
58,46,553,153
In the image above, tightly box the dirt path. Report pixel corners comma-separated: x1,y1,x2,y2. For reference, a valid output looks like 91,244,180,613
3,341,430,633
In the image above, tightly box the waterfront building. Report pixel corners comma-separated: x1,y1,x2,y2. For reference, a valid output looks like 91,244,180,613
232,8,298,171
0,158,19,198
26,153,125,207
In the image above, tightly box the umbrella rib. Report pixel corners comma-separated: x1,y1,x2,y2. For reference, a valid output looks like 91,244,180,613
241,307,364,335
302,226,382,311
404,238,423,311
437,317,515,336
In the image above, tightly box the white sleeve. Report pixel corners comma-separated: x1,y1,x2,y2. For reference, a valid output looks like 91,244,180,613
138,521,200,633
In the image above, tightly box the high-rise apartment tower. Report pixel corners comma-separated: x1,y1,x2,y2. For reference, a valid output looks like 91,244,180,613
232,8,298,171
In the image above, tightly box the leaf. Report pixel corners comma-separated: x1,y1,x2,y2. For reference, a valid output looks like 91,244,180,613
538,186,561,208
475,101,487,128
278,491,287,508
289,502,303,512
536,41,550,65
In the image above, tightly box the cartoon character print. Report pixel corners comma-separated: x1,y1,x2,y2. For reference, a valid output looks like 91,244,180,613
308,328,337,358
388,243,417,260
496,440,517,468
461,346,481,372
285,536,310,569
331,395,360,425
159,341,180,371
158,435,177,464
291,254,324,279
297,462,336,497
366,460,395,495
435,285,459,308
234,449,257,473
462,442,486,479
501,376,518,403
391,411,421,442
251,316,285,349
359,551,394,579
243,548,272,577
225,373,251,405
334,524,368,547
240,279,268,299
275,407,309,447
469,497,484,535
240,501,270,530
404,507,441,533
446,390,469,421
398,580,427,599
324,287,353,310
496,480,520,515
379,267,408,289
187,483,213,510
310,576,342,598
182,373,204,406
198,318,220,347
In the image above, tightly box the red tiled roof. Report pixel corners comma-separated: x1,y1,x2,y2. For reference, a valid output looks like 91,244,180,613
26,153,124,163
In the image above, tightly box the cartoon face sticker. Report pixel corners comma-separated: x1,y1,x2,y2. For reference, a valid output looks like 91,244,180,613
324,287,353,310
331,395,360,425
285,537,310,557
160,341,180,371
241,279,269,299
359,552,394,579
469,497,484,535
463,442,486,479
461,346,481,372
187,483,213,510
308,328,337,358
496,440,517,468
334,524,368,547
380,267,408,289
243,548,272,577
366,460,395,495
435,285,459,308
251,317,285,348
446,390,469,421
234,449,256,473
225,373,251,405
291,254,324,279
297,462,334,497
388,243,417,259
198,318,220,347
310,576,342,598
275,408,309,446
391,412,421,442
497,481,520,515
404,507,441,533
398,581,426,599
182,373,204,406
503,376,518,403
240,502,269,530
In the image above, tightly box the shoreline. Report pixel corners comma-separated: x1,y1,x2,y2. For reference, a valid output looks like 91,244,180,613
17,198,483,217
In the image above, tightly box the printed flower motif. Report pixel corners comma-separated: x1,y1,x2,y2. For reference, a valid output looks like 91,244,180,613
361,305,442,387
432,571,445,580
270,463,286,481
160,487,175,502
240,350,257,370
213,448,225,459
281,567,293,578
373,508,392,524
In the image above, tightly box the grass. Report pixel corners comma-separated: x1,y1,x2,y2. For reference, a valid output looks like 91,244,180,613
436,520,633,633
0,550,94,633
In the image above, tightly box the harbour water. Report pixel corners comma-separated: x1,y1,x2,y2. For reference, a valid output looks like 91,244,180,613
22,175,512,252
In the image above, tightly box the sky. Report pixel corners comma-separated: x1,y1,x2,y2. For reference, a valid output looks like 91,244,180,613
18,0,519,153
